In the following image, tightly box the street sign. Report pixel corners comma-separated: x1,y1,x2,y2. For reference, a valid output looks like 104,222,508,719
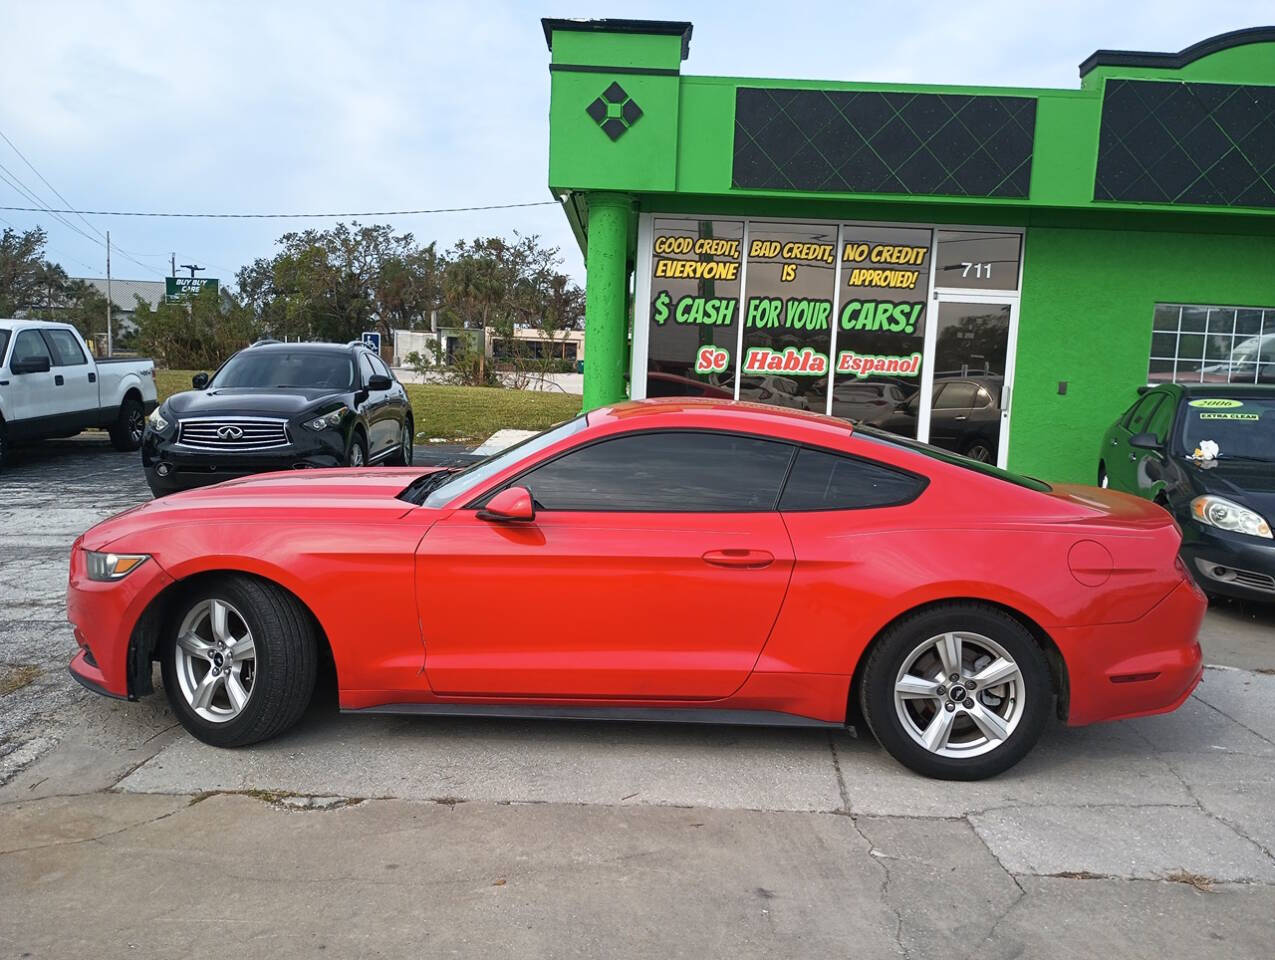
166,277,219,302
361,331,382,353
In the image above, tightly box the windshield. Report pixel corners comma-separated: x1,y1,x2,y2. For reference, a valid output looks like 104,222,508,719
1178,397,1275,462
856,424,1052,492
420,415,589,507
211,350,354,390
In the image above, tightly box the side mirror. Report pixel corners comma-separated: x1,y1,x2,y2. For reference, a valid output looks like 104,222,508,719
192,372,210,389
367,374,393,391
1129,432,1160,451
478,486,535,523
11,355,51,374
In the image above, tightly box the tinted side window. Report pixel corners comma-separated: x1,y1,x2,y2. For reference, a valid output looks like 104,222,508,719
934,381,977,408
779,448,924,511
358,352,376,385
1126,394,1163,433
41,329,88,366
1146,394,1177,442
12,330,52,365
518,431,794,512
370,355,393,379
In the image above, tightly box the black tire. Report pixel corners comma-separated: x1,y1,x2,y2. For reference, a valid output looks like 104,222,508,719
388,417,414,466
160,574,318,748
1098,462,1109,488
346,431,368,468
859,603,1052,780
109,394,145,451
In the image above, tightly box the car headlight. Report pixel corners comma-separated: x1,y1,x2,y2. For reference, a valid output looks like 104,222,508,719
304,405,350,431
1190,495,1272,539
85,551,150,581
147,407,169,432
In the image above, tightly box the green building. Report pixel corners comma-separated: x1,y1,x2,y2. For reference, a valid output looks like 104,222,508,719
541,18,1275,482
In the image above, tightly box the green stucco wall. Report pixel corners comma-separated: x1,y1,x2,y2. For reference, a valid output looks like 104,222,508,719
1011,226,1275,482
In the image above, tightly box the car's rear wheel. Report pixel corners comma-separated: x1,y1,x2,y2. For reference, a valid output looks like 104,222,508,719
160,575,318,747
963,440,994,463
1098,463,1109,488
860,604,1052,780
109,395,145,451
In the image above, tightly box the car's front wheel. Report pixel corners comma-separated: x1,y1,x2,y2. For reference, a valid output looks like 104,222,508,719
346,432,367,468
859,604,1052,780
109,395,145,452
160,575,318,747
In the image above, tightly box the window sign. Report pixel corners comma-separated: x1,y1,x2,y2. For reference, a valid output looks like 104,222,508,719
934,231,1021,291
831,225,932,433
738,221,837,411
646,218,743,397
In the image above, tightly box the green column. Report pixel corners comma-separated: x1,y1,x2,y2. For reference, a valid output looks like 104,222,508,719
582,192,631,411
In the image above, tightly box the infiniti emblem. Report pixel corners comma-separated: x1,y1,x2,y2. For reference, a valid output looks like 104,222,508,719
217,425,245,440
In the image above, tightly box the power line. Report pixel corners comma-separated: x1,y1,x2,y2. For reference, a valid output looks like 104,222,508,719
0,125,108,243
0,199,560,219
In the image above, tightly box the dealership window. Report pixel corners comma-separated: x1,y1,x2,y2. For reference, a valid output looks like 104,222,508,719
645,218,742,399
1149,303,1275,384
519,431,794,512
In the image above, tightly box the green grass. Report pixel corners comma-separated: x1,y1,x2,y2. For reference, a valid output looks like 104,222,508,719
156,371,583,442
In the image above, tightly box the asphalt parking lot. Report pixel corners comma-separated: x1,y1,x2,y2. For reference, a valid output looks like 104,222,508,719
2,434,1274,959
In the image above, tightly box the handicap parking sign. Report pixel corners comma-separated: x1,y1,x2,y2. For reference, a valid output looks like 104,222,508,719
361,331,381,352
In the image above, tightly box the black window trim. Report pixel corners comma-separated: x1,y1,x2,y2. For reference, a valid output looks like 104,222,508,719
465,427,928,515
466,427,800,514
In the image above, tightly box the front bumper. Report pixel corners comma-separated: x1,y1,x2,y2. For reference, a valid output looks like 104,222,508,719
1179,523,1275,601
66,541,174,699
1055,577,1207,727
142,426,346,494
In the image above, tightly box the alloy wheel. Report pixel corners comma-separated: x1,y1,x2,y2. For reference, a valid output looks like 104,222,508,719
173,598,257,723
128,408,145,444
402,423,413,465
350,442,365,467
893,631,1025,759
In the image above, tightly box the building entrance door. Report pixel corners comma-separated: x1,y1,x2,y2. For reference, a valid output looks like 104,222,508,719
918,296,1020,468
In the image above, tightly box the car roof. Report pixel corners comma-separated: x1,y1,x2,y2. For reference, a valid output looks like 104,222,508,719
589,397,856,441
1172,382,1275,398
244,341,359,353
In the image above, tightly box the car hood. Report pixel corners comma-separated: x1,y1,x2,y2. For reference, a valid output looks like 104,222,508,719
164,387,346,419
81,467,449,551
1180,458,1275,519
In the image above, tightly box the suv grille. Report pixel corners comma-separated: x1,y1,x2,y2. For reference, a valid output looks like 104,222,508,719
176,417,290,451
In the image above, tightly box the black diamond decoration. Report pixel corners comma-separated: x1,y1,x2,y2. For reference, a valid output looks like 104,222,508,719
1095,79,1275,208
587,82,644,140
731,88,1036,197
585,97,607,124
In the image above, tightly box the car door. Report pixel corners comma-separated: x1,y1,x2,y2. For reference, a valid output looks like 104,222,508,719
928,380,978,452
5,329,59,433
356,351,391,457
40,328,98,427
416,430,797,699
1107,392,1164,493
1135,392,1178,499
369,354,405,451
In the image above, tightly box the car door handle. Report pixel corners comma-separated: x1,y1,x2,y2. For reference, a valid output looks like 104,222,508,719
702,549,774,569
1111,438,1119,446
953,415,967,421
54,374,64,386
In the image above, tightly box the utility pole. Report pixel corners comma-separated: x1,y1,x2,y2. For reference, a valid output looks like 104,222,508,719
180,264,206,336
171,252,176,277
179,263,205,279
105,230,113,357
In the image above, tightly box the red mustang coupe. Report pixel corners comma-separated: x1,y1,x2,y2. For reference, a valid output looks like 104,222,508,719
67,400,1205,779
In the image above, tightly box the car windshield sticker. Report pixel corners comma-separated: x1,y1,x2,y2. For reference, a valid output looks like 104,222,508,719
1188,398,1243,409
1199,412,1260,421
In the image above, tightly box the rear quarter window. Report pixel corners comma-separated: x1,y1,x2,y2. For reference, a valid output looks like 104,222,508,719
779,447,925,511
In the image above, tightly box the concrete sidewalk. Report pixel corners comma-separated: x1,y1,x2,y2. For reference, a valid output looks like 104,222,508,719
3,435,1274,959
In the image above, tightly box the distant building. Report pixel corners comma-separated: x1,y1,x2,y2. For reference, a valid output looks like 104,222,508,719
74,278,167,335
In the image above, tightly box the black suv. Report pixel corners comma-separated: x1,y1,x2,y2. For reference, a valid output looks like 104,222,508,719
143,341,414,496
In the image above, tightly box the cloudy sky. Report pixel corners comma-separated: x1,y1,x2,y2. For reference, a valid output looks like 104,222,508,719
0,0,1267,287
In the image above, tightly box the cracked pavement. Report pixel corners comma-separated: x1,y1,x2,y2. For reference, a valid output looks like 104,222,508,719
3,435,1275,959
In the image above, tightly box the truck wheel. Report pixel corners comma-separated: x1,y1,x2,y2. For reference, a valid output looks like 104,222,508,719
109,395,145,452
0,421,7,471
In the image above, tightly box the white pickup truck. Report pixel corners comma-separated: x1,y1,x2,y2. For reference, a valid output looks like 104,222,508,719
0,319,157,467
